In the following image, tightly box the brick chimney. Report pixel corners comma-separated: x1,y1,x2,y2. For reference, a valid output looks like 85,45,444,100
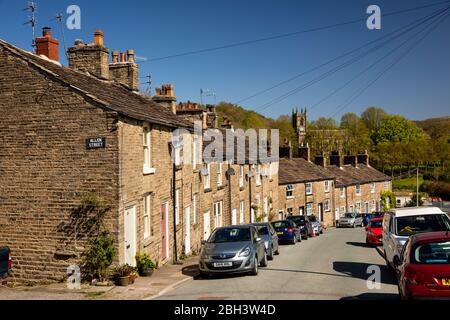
153,84,177,114
221,117,234,130
314,154,327,167
330,151,342,167
344,155,358,167
35,27,59,62
109,49,139,91
298,143,310,162
67,30,110,79
279,139,293,160
357,150,370,166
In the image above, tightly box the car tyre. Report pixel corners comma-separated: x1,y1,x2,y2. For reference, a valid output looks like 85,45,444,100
267,246,274,260
260,252,268,267
352,222,356,228
199,271,210,279
250,256,258,276
274,247,280,255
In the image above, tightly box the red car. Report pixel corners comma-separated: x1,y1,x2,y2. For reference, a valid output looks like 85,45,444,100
365,218,383,246
396,231,450,300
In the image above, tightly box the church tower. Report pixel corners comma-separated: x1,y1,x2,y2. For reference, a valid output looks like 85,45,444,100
292,108,307,146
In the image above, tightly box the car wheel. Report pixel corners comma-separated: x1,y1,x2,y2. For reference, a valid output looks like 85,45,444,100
260,252,268,267
268,246,274,260
291,235,296,245
352,222,356,228
250,256,258,276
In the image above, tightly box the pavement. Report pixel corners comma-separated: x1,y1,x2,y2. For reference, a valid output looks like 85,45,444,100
155,227,399,300
0,255,198,300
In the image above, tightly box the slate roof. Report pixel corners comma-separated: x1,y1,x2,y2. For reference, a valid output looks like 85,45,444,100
0,39,191,129
325,164,392,188
279,158,335,185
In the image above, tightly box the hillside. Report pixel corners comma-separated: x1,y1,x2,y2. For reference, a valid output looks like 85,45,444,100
415,116,450,139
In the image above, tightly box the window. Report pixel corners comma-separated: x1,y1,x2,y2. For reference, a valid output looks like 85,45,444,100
204,164,211,190
324,181,330,193
240,201,245,224
341,207,346,215
217,163,223,187
397,199,402,206
306,203,313,216
256,165,261,186
372,200,376,211
324,199,330,212
356,184,361,196
306,183,313,195
287,207,293,216
143,194,151,238
239,166,244,188
213,201,223,228
340,188,345,198
349,205,354,212
370,182,376,193
175,189,180,225
143,126,154,173
355,202,361,213
193,194,197,224
286,184,294,198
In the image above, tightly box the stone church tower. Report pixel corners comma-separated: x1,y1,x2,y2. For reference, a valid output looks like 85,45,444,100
292,108,307,146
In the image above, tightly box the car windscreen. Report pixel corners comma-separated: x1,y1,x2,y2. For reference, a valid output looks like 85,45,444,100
309,216,317,222
369,220,382,228
209,228,251,243
412,241,450,264
272,221,290,228
291,218,305,226
344,213,355,218
255,225,269,235
396,214,450,236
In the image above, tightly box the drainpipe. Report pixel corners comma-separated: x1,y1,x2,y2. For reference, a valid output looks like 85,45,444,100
227,163,233,224
248,165,253,223
169,142,178,264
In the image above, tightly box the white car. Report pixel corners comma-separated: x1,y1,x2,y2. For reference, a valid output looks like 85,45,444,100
382,207,450,271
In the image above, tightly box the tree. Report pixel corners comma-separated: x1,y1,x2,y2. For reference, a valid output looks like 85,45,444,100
310,117,338,130
361,107,387,131
340,113,360,128
340,113,371,154
372,115,425,145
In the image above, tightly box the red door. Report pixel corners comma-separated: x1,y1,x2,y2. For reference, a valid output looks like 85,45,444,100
161,203,168,260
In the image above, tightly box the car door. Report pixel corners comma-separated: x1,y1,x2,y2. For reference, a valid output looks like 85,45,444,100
270,224,278,247
254,228,265,259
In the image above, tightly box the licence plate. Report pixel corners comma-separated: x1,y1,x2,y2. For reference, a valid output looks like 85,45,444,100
213,262,232,267
277,232,284,235
442,278,450,286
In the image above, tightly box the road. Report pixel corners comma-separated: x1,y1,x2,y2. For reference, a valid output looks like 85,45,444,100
156,227,399,300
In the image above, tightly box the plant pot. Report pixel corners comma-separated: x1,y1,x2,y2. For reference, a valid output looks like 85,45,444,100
117,276,129,286
129,273,138,284
140,268,154,277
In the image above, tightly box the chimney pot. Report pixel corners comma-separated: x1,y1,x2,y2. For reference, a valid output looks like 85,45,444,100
42,27,51,37
127,50,135,63
120,52,126,63
112,50,119,64
94,29,104,47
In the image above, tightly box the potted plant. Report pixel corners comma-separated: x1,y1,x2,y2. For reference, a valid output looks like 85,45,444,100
135,253,156,277
113,264,133,286
129,266,139,284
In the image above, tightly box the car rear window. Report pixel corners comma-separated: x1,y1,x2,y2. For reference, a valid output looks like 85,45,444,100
272,221,290,228
255,225,269,235
412,241,450,264
209,228,251,243
369,220,383,228
396,214,450,236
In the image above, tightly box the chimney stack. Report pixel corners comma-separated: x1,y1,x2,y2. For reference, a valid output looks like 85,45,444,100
344,155,358,167
67,30,110,79
314,154,326,167
279,139,293,160
108,48,139,91
153,84,177,114
298,143,311,162
112,50,119,64
330,151,342,167
35,27,59,62
357,150,370,166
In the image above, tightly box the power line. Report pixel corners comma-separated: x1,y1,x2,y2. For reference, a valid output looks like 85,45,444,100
235,4,450,105
140,0,450,63
310,7,450,113
330,10,450,119
254,6,450,113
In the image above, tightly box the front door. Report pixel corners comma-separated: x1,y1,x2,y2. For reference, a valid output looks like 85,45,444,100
161,203,169,261
203,211,211,241
318,203,323,222
124,206,136,266
184,207,191,255
232,209,237,225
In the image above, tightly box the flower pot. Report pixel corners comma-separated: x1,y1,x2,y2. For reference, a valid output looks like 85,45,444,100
117,276,129,286
140,268,154,277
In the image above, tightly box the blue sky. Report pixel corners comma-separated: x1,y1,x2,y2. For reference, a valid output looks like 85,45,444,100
1,0,449,121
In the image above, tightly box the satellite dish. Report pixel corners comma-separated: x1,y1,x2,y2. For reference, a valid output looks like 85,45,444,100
226,168,236,176
247,171,254,178
200,167,209,176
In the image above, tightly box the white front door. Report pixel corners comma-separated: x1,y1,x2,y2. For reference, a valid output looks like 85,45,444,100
203,211,211,240
184,207,191,255
124,206,137,266
232,209,237,225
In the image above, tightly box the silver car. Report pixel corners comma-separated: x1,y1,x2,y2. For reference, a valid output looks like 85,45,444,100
199,225,267,277
338,213,364,228
308,215,324,235
252,223,280,260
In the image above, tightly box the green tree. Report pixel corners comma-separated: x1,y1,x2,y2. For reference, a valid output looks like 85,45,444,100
372,115,425,145
310,117,338,130
361,107,387,131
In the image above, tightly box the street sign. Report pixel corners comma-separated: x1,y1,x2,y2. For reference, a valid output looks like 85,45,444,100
86,138,106,150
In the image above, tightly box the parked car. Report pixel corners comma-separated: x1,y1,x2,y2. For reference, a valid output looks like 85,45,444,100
271,220,301,244
199,225,267,277
366,218,383,246
0,247,11,282
395,231,450,300
363,213,374,227
252,222,280,260
308,215,324,235
287,215,313,239
383,207,450,272
337,213,364,228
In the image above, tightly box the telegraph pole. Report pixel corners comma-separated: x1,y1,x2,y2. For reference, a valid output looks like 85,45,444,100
416,167,419,208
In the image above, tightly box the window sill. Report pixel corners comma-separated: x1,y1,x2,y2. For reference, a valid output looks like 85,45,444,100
306,193,313,196
286,196,294,200
143,167,156,175
239,186,245,191
217,185,225,191
204,188,212,193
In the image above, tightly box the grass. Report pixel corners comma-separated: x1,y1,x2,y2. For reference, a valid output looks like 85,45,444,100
392,175,424,191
